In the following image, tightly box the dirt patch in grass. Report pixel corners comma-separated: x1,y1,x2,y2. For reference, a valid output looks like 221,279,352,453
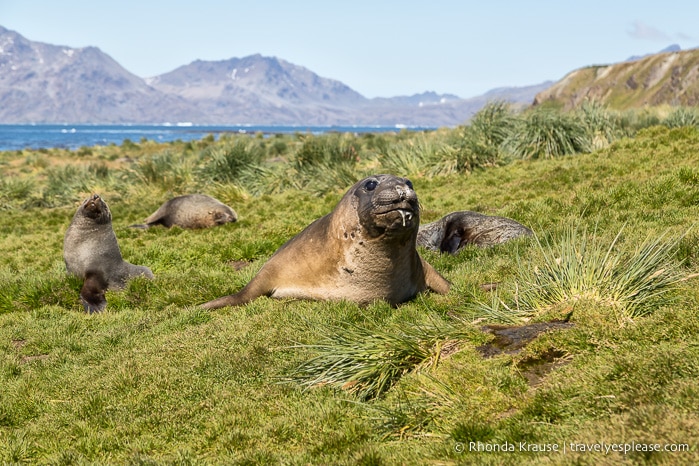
12,339,26,350
517,348,569,386
20,354,50,364
12,339,50,364
476,321,573,358
227,260,252,270
476,321,573,385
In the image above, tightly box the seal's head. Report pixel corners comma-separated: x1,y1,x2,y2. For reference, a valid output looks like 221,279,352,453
350,174,419,238
79,194,112,224
210,205,238,226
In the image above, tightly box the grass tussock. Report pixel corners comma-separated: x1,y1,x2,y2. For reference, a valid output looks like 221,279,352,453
663,106,699,129
504,109,591,159
475,226,691,324
287,318,470,401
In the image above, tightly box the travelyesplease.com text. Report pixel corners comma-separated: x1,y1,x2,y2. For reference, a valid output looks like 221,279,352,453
455,441,690,455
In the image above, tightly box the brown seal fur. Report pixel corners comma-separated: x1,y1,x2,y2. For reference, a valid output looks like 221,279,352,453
63,194,154,312
131,194,237,229
417,210,532,254
201,174,450,309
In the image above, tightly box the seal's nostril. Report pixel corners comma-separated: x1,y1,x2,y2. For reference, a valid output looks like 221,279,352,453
395,186,408,200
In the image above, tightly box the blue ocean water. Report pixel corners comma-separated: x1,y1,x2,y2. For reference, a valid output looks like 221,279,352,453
0,124,433,152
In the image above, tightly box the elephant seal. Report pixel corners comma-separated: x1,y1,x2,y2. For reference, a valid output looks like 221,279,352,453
201,174,450,309
131,194,237,229
417,211,532,254
64,194,154,312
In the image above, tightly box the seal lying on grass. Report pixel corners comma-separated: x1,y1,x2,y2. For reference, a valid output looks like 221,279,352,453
417,210,532,254
131,194,237,229
201,174,450,309
63,194,154,312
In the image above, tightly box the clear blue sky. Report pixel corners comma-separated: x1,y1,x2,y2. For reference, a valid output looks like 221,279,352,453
1,1,697,98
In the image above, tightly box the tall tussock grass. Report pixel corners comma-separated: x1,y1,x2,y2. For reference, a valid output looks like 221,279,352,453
379,133,455,178
40,164,118,207
198,139,266,184
130,150,195,192
574,100,625,149
475,225,690,324
293,134,359,168
446,101,516,170
287,318,469,401
0,177,35,210
504,109,591,159
291,135,363,195
663,106,699,129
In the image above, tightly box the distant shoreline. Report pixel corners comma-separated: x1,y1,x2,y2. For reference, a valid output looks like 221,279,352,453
0,123,437,152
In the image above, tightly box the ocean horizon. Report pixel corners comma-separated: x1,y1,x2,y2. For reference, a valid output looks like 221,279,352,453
0,123,436,152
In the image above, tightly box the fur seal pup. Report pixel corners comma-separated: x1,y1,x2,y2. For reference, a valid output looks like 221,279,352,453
64,194,154,312
130,194,237,229
417,211,532,254
201,174,450,309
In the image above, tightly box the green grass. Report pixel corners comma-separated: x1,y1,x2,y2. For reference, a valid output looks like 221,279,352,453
1,124,699,463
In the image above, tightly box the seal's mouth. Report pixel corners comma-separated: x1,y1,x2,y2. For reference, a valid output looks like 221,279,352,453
376,204,417,229
395,208,414,227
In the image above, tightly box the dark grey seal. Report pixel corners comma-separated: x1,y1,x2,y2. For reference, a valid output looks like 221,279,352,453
63,194,154,312
417,210,532,254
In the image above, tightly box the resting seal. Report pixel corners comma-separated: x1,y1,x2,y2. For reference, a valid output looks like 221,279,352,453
201,174,450,309
63,194,154,312
417,210,532,254
131,194,237,229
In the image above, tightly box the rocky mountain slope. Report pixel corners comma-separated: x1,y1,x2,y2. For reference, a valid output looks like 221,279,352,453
0,25,547,126
0,26,203,123
533,47,699,110
146,54,368,125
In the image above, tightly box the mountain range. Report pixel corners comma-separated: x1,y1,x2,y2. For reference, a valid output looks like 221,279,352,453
0,25,550,126
3,25,692,126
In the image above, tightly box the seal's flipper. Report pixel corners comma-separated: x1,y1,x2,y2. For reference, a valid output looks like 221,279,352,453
420,257,451,295
200,294,247,310
200,274,272,309
80,271,108,313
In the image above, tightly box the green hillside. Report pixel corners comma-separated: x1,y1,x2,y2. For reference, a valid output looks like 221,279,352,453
534,48,699,110
1,123,699,464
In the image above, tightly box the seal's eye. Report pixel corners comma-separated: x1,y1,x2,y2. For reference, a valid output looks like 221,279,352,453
364,179,378,191
405,179,414,190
